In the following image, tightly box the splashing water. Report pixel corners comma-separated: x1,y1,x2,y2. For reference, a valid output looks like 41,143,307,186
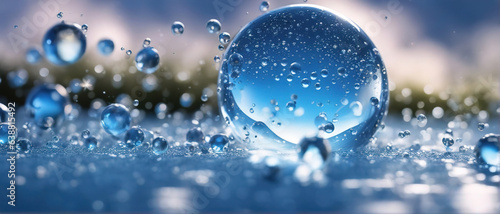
218,5,388,150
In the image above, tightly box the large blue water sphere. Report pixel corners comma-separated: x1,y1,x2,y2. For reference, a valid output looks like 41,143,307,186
218,5,389,150
42,22,86,65
26,84,71,128
101,104,131,137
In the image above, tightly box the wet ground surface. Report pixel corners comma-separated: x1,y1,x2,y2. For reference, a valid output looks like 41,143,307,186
1,114,499,213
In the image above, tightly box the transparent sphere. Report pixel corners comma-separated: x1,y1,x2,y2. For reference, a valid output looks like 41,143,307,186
100,104,131,137
26,48,42,64
97,39,114,56
171,21,185,35
124,127,145,148
152,137,169,155
218,5,389,150
206,19,221,34
42,23,86,65
26,84,71,129
474,133,500,166
135,47,160,74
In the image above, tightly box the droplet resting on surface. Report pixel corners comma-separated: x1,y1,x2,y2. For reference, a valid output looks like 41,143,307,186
42,23,87,65
474,133,500,166
218,5,389,150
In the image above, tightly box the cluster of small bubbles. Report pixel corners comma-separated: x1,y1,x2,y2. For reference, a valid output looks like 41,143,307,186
171,21,185,35
298,136,330,170
209,134,229,153
206,19,221,34
26,84,71,129
152,137,169,155
143,38,151,47
124,127,145,148
398,130,411,138
7,69,28,88
417,114,427,127
214,55,220,63
100,104,131,137
186,127,204,144
57,12,63,19
81,24,88,32
81,129,90,139
16,138,32,153
85,136,98,150
43,23,86,65
477,122,489,131
180,93,193,108
97,39,114,56
219,32,231,45
259,1,270,12
26,48,42,64
135,47,159,74
474,133,499,166
69,79,82,93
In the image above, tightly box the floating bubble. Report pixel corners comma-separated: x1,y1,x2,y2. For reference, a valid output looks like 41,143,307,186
42,23,86,65
298,136,331,170
186,127,204,144
85,136,98,150
218,5,388,150
152,137,169,155
417,114,427,127
7,69,28,88
478,122,489,131
81,129,90,139
214,55,221,63
100,104,131,137
81,24,88,32
260,1,270,12
442,136,454,147
219,32,231,45
57,12,63,19
69,79,82,93
26,48,42,64
209,134,229,153
135,47,160,74
97,39,114,56
124,127,145,148
143,38,151,47
171,21,185,35
16,138,31,153
474,133,499,166
206,19,221,34
126,50,132,55
180,93,193,108
26,84,71,129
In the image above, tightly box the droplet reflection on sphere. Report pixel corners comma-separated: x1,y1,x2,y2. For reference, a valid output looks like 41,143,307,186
218,5,389,150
